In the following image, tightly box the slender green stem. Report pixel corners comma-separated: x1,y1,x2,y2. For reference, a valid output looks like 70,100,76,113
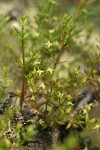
20,26,26,110
53,44,67,70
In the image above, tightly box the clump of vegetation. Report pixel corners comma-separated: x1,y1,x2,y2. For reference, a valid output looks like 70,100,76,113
0,0,100,149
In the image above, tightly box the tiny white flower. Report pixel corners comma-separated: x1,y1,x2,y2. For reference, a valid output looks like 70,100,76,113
29,87,33,92
47,67,53,74
31,95,35,101
93,124,100,130
82,109,87,114
66,94,73,100
45,41,52,48
37,70,44,76
49,29,54,34
49,0,57,5
58,92,64,98
66,108,71,113
39,83,45,90
34,62,41,65
82,78,87,83
67,101,73,106
73,67,80,75
83,147,88,150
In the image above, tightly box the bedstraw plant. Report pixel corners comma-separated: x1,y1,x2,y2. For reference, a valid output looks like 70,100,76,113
0,0,100,149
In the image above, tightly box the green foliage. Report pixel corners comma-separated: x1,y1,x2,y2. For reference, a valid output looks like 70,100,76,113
0,64,12,98
0,0,100,149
